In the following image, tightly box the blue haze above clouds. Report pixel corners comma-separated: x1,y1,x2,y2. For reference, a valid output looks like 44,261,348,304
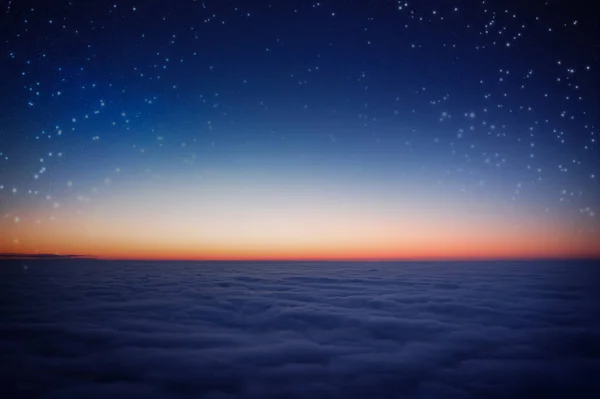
1,260,599,398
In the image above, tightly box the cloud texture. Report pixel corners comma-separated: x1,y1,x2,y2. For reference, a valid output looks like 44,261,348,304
1,259,599,398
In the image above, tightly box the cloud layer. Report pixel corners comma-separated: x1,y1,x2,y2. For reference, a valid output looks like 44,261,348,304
1,259,599,398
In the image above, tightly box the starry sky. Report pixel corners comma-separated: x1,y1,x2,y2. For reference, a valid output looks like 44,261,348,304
1,0,599,260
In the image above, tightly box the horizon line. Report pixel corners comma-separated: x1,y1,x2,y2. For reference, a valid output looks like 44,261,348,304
1,253,599,262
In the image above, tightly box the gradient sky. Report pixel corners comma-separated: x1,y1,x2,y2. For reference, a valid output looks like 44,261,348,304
1,0,599,260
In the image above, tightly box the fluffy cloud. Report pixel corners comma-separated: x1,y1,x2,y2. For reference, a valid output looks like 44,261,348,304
1,259,599,398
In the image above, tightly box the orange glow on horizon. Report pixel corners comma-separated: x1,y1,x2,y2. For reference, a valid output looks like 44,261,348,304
2,178,599,262
3,215,599,261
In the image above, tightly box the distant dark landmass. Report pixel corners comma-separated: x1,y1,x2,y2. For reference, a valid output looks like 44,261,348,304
0,253,94,260
1,259,599,398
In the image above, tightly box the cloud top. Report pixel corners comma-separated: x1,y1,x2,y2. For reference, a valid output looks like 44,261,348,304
1,260,599,398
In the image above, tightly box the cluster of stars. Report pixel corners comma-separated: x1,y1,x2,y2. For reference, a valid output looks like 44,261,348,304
0,0,598,244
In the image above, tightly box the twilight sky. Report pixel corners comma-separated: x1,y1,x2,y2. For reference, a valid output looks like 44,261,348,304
1,0,599,260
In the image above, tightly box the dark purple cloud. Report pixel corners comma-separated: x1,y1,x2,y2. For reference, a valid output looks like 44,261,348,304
1,260,599,398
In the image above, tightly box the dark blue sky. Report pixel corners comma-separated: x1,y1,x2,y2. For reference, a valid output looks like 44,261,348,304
1,0,599,259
